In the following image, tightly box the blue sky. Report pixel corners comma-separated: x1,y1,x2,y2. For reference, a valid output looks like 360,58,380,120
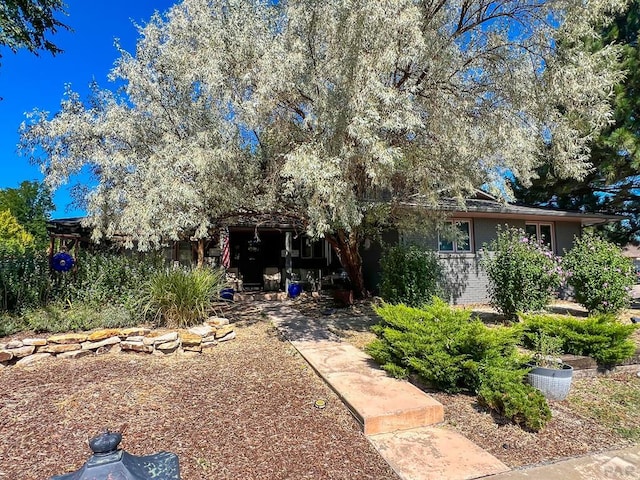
0,1,177,218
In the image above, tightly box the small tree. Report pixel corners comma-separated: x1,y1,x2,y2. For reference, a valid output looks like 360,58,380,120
563,232,635,314
379,244,441,307
0,210,35,256
481,226,562,318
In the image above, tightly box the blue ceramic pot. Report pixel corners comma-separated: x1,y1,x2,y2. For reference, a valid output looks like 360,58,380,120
220,288,234,301
288,282,302,298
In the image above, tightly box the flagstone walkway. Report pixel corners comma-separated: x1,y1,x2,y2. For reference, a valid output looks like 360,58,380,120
262,302,511,480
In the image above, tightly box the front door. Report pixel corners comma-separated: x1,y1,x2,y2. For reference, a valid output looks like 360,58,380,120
238,235,263,289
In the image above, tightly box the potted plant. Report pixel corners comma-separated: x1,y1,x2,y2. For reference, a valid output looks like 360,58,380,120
526,331,573,401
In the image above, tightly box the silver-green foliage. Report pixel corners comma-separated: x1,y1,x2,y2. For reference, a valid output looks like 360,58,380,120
19,0,625,249
141,267,226,328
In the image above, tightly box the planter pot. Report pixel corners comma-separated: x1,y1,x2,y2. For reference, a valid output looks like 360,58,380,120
220,288,235,301
288,282,302,298
333,289,354,306
527,364,573,401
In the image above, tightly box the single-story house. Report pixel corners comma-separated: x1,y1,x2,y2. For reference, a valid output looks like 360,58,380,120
47,191,623,304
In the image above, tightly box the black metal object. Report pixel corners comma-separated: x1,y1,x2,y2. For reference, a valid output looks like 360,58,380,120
50,430,180,480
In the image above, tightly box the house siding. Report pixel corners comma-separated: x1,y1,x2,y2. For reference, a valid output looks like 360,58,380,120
555,222,580,255
397,218,585,305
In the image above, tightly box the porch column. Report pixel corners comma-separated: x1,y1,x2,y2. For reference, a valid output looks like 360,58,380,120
285,231,293,291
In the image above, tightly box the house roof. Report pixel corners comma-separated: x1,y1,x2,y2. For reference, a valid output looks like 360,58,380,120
402,193,624,227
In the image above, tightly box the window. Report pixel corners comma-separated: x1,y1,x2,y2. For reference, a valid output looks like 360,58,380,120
525,222,554,251
438,220,473,253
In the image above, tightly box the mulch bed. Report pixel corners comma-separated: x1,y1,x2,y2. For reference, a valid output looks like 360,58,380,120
0,318,398,480
289,295,640,468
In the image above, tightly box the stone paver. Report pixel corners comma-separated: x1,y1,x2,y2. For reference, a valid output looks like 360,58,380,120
485,445,640,480
263,302,509,479
370,426,509,480
291,340,444,435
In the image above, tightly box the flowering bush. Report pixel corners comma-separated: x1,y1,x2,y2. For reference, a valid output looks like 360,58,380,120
481,226,563,319
562,233,635,314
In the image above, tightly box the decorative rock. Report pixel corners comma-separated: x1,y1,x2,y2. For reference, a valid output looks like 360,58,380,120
22,338,47,346
217,331,237,342
156,340,180,351
202,341,218,350
179,332,202,346
201,335,218,344
0,351,14,362
125,335,146,343
47,333,88,344
15,353,52,367
6,340,24,349
87,329,123,342
109,344,122,354
214,326,234,339
39,343,81,354
207,317,229,327
120,341,152,353
82,336,121,350
58,349,94,359
120,327,150,337
0,343,5,350
189,325,214,337
183,345,202,353
179,349,199,358
143,332,178,346
11,345,36,358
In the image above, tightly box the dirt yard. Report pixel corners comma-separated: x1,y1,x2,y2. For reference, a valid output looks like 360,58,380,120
0,318,398,480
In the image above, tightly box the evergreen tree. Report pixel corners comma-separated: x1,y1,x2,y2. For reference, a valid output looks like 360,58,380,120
0,0,69,63
514,1,640,245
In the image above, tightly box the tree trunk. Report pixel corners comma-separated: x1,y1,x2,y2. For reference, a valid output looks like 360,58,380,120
197,239,205,267
326,229,367,299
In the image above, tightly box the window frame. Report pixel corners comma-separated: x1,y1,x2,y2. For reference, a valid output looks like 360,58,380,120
438,219,474,253
525,222,555,252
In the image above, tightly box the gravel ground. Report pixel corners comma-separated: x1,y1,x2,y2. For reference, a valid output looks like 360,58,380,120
0,318,398,480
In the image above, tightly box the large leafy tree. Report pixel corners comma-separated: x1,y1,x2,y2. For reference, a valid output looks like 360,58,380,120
19,0,625,296
0,180,55,248
514,0,640,245
0,0,69,64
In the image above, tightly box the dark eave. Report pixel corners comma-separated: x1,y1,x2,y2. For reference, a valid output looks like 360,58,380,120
402,198,625,226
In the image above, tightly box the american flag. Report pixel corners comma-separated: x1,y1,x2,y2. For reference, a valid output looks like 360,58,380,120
221,227,231,269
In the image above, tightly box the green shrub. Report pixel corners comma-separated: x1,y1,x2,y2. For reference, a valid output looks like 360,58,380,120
520,313,638,365
379,244,442,307
141,267,227,328
64,249,165,307
0,312,27,337
20,302,137,333
367,298,550,430
562,233,635,314
481,226,562,319
0,251,51,312
477,362,551,431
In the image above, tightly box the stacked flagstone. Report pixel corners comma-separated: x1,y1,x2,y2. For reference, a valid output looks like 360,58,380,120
0,316,235,368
